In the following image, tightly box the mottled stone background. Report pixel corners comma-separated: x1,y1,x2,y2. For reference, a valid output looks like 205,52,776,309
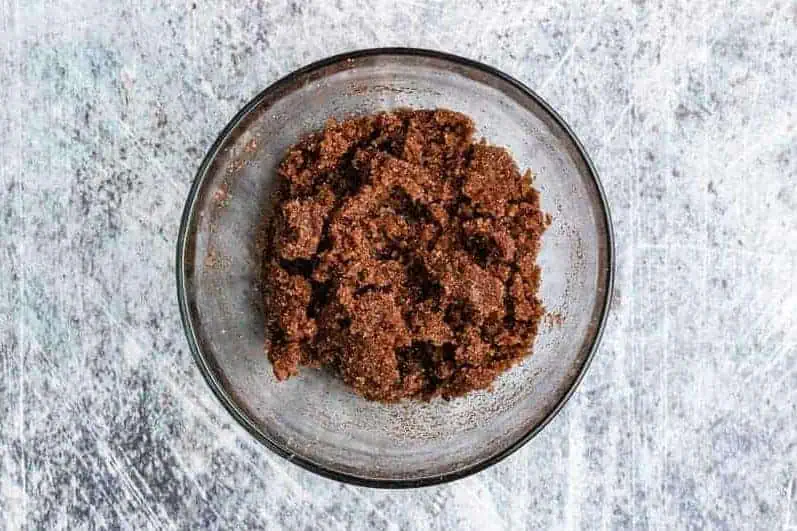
1,0,795,529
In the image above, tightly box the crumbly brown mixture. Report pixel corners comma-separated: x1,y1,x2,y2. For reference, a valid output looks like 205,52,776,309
263,109,548,401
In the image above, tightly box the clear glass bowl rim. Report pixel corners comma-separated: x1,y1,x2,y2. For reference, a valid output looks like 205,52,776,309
175,47,616,488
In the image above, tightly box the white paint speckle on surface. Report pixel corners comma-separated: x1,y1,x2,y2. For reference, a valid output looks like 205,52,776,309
1,0,796,528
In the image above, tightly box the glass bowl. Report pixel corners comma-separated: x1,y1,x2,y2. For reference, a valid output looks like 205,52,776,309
176,48,614,487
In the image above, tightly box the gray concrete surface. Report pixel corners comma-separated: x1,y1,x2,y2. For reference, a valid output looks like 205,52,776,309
1,0,795,529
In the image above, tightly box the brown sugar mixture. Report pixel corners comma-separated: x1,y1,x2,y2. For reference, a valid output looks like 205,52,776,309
263,109,549,401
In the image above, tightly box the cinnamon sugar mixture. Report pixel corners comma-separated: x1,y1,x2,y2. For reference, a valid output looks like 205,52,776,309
263,109,548,401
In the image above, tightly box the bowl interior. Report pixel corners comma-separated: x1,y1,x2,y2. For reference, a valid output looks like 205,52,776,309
178,51,612,484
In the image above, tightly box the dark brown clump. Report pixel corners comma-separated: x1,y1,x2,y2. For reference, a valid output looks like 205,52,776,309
262,109,548,401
